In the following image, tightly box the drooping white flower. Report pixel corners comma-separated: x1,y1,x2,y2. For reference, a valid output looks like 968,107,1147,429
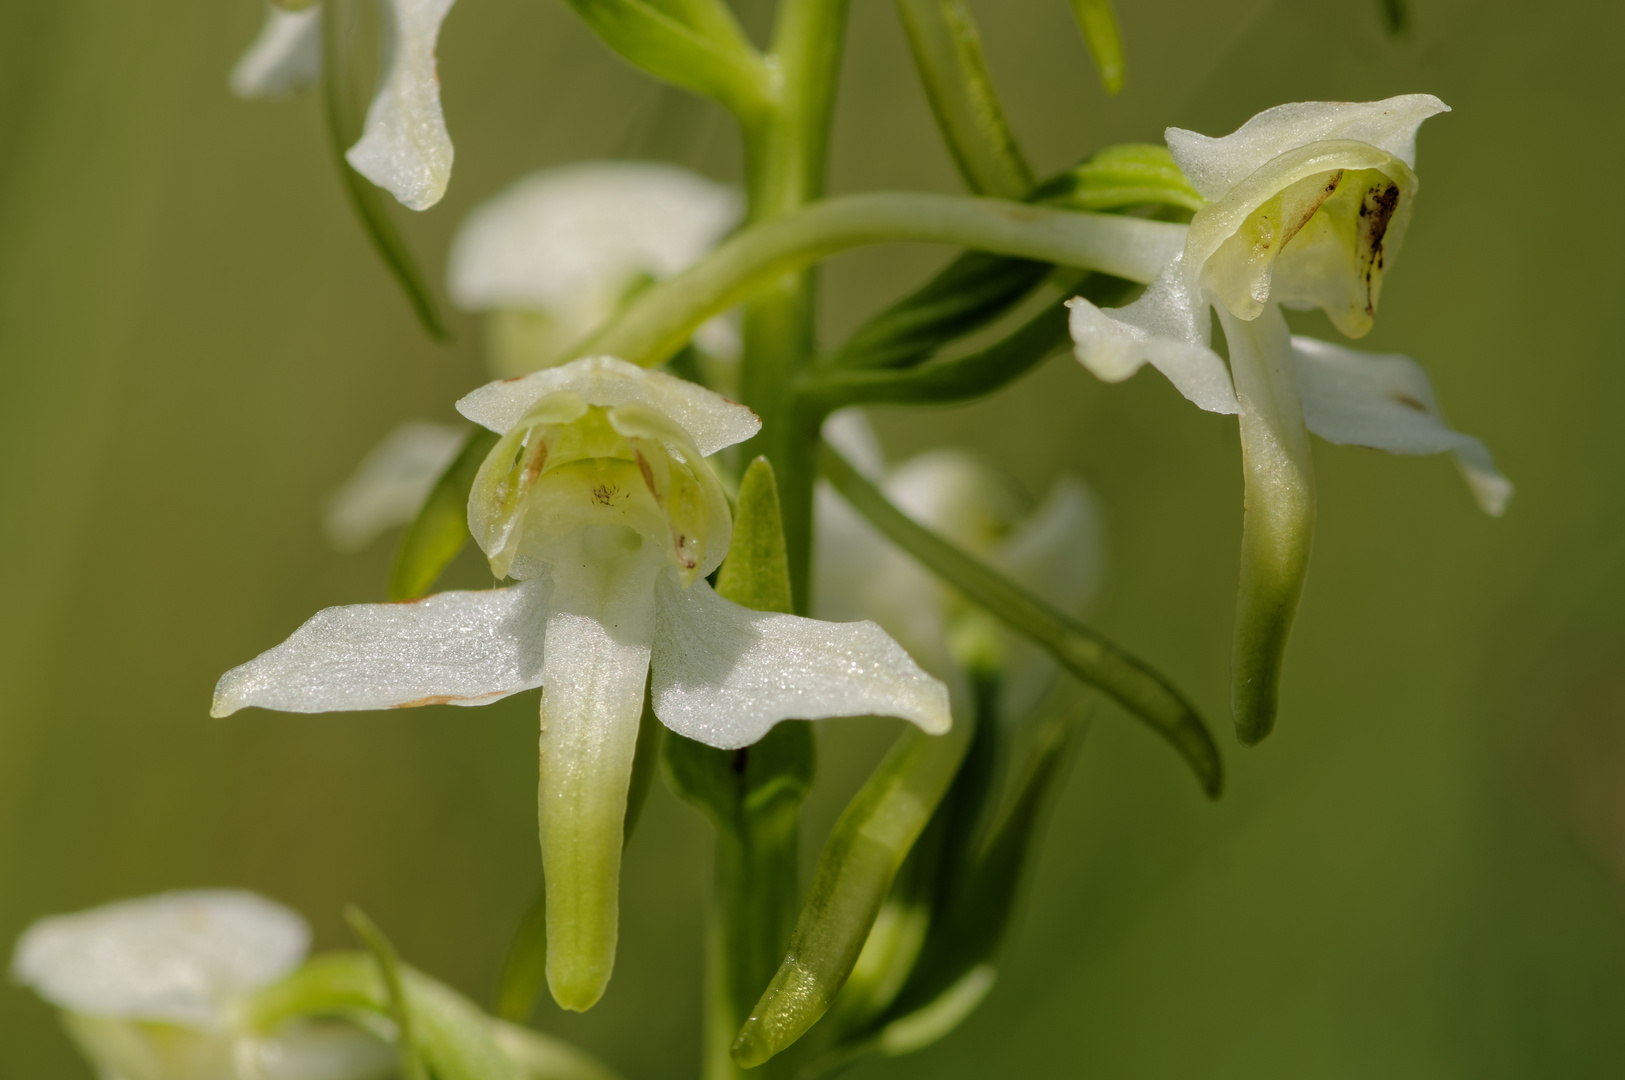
230,4,322,99
214,358,951,1013
1065,96,1510,742
816,411,1104,723
11,891,392,1080
231,1,458,211
446,162,744,378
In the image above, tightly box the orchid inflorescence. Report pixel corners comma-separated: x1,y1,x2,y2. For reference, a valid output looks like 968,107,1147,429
12,1,1508,1077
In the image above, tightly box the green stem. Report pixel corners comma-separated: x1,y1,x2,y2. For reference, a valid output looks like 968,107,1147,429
580,194,1185,367
820,443,1222,799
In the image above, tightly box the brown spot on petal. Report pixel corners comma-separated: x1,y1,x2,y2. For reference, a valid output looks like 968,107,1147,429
1391,393,1430,413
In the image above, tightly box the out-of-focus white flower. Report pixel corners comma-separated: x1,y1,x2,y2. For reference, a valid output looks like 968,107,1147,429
323,420,467,552
213,358,951,1015
230,4,321,99
11,891,392,1080
446,162,743,378
816,410,1105,722
232,0,458,211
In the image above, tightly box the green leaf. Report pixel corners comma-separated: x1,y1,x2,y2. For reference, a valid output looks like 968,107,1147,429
827,253,1052,371
820,444,1223,799
389,427,501,601
730,719,972,1069
346,906,429,1080
715,457,795,615
1031,144,1205,215
1066,0,1127,95
894,0,1034,198
801,273,1137,413
321,0,451,342
488,1020,627,1080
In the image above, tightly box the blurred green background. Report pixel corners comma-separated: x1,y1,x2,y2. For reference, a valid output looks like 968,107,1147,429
3,0,1623,1074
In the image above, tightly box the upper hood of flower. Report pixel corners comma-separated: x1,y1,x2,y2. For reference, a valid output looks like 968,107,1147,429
11,891,309,1027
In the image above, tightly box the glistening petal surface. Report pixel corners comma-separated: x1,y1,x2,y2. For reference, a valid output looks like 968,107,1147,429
1293,336,1512,515
1067,262,1238,414
456,355,760,456
230,4,321,99
212,580,551,716
649,574,951,750
1165,95,1449,201
11,891,309,1024
344,0,457,211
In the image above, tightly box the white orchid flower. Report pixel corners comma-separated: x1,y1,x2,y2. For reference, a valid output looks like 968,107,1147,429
213,358,951,1013
1066,95,1510,742
323,420,466,552
11,891,392,1080
231,0,457,211
816,411,1104,723
446,162,744,378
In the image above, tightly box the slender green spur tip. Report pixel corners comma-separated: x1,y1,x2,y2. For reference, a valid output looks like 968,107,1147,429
715,457,794,615
1068,0,1126,95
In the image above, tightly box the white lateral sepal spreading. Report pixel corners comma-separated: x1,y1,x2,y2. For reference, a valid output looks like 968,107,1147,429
231,3,322,99
345,0,458,211
11,891,393,1080
1292,336,1512,515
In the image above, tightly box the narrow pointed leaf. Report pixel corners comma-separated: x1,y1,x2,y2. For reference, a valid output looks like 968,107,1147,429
715,457,794,615
895,0,1034,198
322,0,451,342
346,906,429,1080
730,719,971,1068
1067,0,1126,95
1031,144,1205,214
821,445,1222,798
803,275,1136,412
390,427,501,600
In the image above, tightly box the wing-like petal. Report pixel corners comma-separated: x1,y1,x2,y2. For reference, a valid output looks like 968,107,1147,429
230,4,322,99
344,0,457,211
650,574,951,750
1293,336,1512,515
1166,95,1449,201
11,891,308,1024
324,420,467,552
212,580,551,717
1067,261,1238,414
456,355,760,456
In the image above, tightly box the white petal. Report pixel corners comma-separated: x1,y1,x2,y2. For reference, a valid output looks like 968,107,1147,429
1067,261,1238,414
1166,95,1450,202
255,1022,397,1080
650,574,951,750
1292,336,1512,515
446,162,742,313
456,355,760,456
884,451,1029,553
230,4,322,99
212,580,551,717
324,421,467,552
535,536,661,1012
344,0,457,211
11,891,308,1024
